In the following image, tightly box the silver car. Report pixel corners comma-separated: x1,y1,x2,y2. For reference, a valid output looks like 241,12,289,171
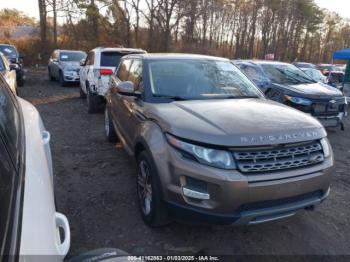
48,49,86,86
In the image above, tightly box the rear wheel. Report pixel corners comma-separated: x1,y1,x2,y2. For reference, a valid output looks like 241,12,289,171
79,83,86,98
136,151,169,227
87,88,99,114
104,107,118,143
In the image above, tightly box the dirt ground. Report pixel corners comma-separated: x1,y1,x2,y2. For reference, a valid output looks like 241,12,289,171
20,68,350,256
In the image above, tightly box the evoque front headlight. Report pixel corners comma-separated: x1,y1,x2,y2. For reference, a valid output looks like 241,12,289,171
166,134,236,170
320,137,331,158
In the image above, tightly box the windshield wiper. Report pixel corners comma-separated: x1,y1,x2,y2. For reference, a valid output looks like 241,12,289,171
153,94,188,101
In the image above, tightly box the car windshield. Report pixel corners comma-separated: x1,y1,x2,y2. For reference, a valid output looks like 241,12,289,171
60,52,86,62
260,63,315,85
238,63,270,84
148,59,263,100
295,63,315,69
0,46,17,59
303,68,325,81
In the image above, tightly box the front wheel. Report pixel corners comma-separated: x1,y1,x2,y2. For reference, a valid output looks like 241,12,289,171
136,151,169,227
59,71,66,87
105,107,118,143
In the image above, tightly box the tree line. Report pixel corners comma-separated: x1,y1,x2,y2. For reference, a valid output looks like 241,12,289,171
1,0,350,65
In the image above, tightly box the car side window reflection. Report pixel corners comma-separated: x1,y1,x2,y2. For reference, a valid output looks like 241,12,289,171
0,139,16,254
128,59,143,91
0,76,20,167
117,59,133,81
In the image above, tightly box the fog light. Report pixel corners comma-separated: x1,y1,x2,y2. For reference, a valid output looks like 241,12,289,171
182,187,210,200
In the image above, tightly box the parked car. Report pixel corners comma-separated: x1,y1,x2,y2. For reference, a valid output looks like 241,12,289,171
293,62,317,70
105,54,333,227
0,74,70,259
234,60,347,128
299,67,328,84
317,63,345,88
0,52,17,94
0,44,25,86
79,47,146,113
48,49,87,87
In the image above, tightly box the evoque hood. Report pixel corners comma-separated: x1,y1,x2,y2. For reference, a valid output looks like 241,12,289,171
146,99,326,147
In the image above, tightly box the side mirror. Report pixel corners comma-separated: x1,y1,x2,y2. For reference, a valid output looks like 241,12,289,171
9,64,19,71
52,58,58,63
80,59,86,66
116,81,135,95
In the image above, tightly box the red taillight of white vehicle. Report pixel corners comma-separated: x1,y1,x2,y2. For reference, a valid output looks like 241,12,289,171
99,69,113,75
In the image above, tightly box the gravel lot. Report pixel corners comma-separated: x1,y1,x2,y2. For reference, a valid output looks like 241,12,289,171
20,68,350,256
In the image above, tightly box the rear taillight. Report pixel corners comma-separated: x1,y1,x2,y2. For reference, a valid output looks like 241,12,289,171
100,69,113,75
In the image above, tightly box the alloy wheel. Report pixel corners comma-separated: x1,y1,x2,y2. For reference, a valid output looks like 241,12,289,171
137,160,152,216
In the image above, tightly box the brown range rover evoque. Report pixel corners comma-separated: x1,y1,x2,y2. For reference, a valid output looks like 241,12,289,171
104,54,333,227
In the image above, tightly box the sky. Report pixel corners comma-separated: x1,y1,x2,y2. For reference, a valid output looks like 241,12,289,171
0,0,350,20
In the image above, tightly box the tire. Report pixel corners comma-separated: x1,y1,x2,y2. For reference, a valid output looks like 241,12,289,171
136,151,169,227
79,83,86,98
104,107,118,143
59,71,66,87
48,68,55,81
17,75,24,87
87,88,99,114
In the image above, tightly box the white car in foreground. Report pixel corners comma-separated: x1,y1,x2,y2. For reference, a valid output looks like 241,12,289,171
0,74,70,261
79,47,146,113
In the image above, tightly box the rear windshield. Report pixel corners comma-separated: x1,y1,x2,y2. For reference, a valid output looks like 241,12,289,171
60,52,86,62
0,46,17,59
100,52,124,67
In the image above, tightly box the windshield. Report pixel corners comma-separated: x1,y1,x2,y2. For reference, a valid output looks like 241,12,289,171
303,68,325,82
260,63,315,85
0,46,17,59
60,52,86,62
295,63,315,69
148,59,263,100
238,63,270,84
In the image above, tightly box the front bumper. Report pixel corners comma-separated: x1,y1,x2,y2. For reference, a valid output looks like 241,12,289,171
158,144,332,225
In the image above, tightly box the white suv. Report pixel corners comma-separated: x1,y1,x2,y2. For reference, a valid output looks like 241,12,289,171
79,47,146,113
0,74,70,259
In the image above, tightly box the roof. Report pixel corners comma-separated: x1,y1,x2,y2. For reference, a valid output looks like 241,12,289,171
232,59,290,66
333,48,350,60
58,49,86,54
128,53,229,61
92,47,146,53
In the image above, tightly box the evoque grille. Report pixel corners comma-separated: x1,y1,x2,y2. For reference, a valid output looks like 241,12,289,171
233,141,324,173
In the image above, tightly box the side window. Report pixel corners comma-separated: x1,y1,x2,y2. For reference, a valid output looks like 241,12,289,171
0,57,5,72
0,139,17,254
117,59,133,81
128,59,143,91
0,76,21,167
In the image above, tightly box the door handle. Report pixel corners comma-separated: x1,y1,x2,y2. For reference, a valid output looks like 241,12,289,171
42,130,51,145
55,212,71,256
